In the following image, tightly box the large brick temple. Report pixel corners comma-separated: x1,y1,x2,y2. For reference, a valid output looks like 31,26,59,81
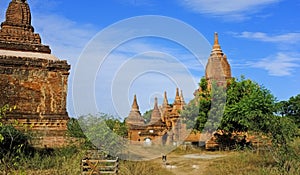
0,0,70,147
126,33,232,146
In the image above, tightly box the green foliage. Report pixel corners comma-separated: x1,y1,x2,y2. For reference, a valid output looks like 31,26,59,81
2,146,84,174
199,76,208,91
181,77,211,131
267,116,299,169
142,110,153,123
206,81,226,132
77,114,126,157
182,76,299,172
276,94,300,128
67,118,87,138
105,117,128,137
0,105,16,142
0,125,32,171
183,76,276,133
222,77,276,133
0,105,32,171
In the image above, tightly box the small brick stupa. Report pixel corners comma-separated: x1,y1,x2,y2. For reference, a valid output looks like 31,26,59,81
0,0,70,148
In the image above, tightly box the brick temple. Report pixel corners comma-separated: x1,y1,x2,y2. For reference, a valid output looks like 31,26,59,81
126,89,185,145
0,0,70,148
126,33,232,146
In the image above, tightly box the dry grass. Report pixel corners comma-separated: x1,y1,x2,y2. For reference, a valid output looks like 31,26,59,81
203,138,300,175
4,138,300,175
119,160,173,175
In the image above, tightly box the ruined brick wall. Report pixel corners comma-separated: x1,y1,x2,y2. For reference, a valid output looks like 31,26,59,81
0,55,69,116
0,54,71,147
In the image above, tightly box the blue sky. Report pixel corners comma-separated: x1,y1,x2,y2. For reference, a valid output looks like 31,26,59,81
1,0,299,118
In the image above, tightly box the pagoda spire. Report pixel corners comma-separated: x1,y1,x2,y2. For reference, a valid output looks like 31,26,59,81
149,97,163,125
211,32,223,56
174,88,181,104
154,97,159,110
163,91,169,106
131,94,139,111
213,32,220,49
180,90,185,105
126,95,144,126
161,91,171,122
172,88,183,114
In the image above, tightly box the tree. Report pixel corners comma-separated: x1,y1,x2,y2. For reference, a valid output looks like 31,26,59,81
221,77,276,133
67,118,87,138
182,76,275,134
77,114,126,157
276,94,300,128
142,110,152,123
181,77,211,131
105,117,128,138
182,76,299,171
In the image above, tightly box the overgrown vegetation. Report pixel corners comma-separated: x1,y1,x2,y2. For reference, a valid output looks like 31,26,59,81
181,76,300,173
204,150,299,175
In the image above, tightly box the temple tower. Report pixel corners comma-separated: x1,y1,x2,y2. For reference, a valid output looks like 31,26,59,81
0,0,70,148
172,88,184,114
0,0,50,53
161,91,171,123
126,95,145,126
205,33,231,87
149,97,164,125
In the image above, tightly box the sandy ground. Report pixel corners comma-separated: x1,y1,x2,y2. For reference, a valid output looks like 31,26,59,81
154,151,229,175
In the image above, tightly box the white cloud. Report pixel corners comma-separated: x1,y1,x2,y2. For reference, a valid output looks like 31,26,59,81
94,41,203,117
180,0,280,20
33,14,97,62
31,14,99,117
114,40,205,72
249,52,300,76
234,32,300,44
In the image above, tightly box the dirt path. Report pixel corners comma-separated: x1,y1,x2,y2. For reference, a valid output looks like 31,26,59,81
153,151,229,175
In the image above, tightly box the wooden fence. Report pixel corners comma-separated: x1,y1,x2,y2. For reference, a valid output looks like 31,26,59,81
81,157,119,175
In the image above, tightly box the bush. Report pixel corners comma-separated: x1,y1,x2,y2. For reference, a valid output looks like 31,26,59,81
0,125,33,171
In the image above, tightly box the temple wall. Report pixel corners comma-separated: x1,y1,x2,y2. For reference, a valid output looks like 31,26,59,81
0,55,69,116
0,55,71,148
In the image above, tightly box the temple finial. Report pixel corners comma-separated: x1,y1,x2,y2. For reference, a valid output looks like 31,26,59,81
154,97,158,109
180,90,185,105
213,32,221,50
214,32,219,44
131,94,139,111
210,32,223,57
174,88,181,104
163,91,168,105
176,88,180,97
